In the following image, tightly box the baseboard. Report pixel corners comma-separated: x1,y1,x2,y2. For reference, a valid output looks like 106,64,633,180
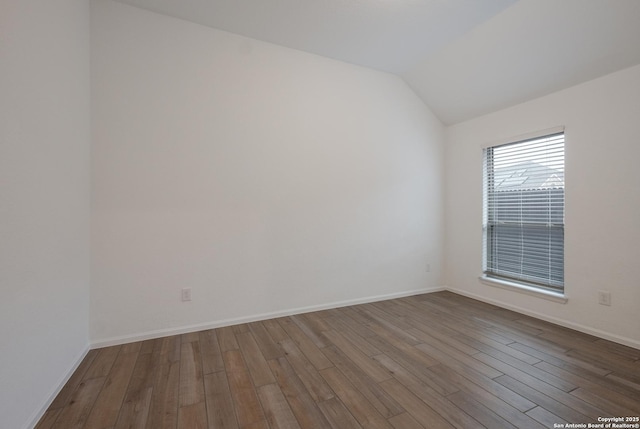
91,287,445,348
445,286,640,350
25,343,90,429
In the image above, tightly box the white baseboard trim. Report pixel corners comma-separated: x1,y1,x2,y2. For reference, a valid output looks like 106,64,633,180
91,287,444,348
445,286,640,350
25,343,90,429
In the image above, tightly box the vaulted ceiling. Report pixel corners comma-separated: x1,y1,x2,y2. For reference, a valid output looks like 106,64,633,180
113,0,640,124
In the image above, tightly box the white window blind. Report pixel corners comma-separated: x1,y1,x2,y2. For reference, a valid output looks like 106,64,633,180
483,132,565,291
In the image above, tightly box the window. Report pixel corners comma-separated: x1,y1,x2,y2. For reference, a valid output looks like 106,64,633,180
483,130,565,293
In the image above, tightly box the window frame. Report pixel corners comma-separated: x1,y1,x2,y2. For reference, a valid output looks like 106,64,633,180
481,127,566,299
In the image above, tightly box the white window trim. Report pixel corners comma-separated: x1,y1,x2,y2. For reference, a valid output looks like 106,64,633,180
481,125,566,298
479,275,568,304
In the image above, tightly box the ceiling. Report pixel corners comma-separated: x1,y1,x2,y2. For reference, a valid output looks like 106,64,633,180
403,0,640,124
113,0,640,124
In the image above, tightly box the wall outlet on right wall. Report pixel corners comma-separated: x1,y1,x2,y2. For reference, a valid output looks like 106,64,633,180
598,291,611,306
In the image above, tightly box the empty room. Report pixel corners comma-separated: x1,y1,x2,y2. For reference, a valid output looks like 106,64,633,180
2,0,640,428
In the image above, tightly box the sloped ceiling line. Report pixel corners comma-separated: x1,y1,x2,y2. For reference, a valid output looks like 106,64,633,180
112,0,640,124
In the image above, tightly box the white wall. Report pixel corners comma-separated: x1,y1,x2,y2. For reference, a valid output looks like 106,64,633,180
91,0,445,345
445,64,640,348
0,1,91,428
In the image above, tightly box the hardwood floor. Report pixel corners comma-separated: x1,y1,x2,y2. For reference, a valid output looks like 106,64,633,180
36,291,640,428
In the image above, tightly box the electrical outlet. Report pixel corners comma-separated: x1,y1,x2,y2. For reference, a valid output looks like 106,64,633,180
426,263,431,273
598,291,611,306
181,288,192,302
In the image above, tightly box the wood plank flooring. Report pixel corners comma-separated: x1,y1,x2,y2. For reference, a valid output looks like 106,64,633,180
36,291,640,428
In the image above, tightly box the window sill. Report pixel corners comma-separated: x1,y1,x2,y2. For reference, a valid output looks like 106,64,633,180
479,276,568,304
